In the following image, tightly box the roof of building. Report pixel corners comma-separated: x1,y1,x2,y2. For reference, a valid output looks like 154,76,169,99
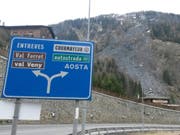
143,96,170,100
0,25,55,38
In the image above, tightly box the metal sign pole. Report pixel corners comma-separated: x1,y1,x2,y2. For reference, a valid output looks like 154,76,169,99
141,87,144,132
81,0,91,134
87,0,91,41
73,100,80,135
81,101,87,135
11,98,21,135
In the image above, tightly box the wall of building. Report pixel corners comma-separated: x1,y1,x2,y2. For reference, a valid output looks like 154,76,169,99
10,28,53,39
0,57,6,89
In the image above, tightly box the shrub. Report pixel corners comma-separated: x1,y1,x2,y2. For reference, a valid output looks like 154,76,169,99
163,70,172,85
93,57,142,98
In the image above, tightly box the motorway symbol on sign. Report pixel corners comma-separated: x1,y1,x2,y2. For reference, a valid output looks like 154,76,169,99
2,37,94,100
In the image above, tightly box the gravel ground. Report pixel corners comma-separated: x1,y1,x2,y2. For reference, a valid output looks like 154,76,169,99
127,131,180,135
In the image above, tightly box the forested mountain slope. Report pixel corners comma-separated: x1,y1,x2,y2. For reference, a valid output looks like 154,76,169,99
52,11,180,103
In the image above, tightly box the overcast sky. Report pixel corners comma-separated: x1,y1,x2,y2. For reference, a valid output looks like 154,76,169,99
0,0,180,26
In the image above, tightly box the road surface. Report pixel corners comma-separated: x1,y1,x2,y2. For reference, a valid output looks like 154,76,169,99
0,124,76,135
0,124,180,135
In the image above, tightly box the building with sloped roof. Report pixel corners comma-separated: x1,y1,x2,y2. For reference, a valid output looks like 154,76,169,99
0,25,55,57
0,25,55,39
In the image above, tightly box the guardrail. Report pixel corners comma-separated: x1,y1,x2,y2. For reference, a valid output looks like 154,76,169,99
69,125,180,135
0,55,7,61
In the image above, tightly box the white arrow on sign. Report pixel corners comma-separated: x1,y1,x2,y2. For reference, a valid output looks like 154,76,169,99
32,70,68,94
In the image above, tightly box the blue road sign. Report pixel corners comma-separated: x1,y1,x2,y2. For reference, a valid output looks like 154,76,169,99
2,37,94,100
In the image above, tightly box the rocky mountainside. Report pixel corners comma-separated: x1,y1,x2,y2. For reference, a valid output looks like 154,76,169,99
51,11,180,103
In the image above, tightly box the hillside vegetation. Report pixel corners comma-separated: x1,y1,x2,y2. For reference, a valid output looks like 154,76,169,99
52,11,180,103
93,57,142,98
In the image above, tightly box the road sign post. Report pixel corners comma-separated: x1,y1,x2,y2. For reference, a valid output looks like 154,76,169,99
73,100,80,135
11,99,21,135
81,0,92,134
2,37,94,100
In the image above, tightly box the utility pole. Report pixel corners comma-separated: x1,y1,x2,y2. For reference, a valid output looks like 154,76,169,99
87,0,91,41
81,0,91,135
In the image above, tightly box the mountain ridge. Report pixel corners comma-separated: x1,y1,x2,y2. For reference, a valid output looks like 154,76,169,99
51,11,180,103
